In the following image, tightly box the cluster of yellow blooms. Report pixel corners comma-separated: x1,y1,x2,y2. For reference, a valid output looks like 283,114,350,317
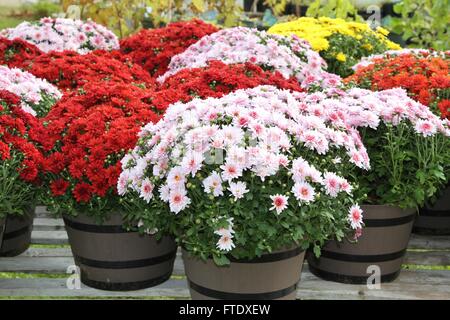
268,16,400,61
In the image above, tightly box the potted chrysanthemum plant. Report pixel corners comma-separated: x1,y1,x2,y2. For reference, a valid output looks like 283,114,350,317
346,50,450,235
268,17,401,77
303,87,450,284
0,91,45,256
157,26,342,91
0,66,61,256
35,81,178,291
1,17,119,54
118,86,369,300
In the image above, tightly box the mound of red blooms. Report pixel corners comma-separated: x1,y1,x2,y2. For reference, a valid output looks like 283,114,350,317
0,37,43,69
152,60,304,113
19,50,155,92
34,81,160,213
120,19,219,77
345,52,450,119
0,90,44,183
438,100,450,120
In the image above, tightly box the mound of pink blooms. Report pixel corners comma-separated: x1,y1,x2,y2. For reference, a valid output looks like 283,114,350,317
0,65,62,116
302,87,450,137
118,85,369,255
119,85,369,210
1,17,119,54
159,27,341,89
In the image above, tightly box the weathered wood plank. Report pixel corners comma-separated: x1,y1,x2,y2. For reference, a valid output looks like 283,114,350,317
0,253,186,275
21,247,71,257
404,250,450,266
0,269,449,299
0,257,76,274
408,235,450,250
300,267,450,286
0,278,190,298
32,218,65,232
34,206,51,218
4,246,448,277
31,231,68,245
298,267,450,300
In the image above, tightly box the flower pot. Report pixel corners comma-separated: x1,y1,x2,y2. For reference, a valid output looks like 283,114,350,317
413,186,450,235
0,217,5,250
307,205,415,284
0,208,34,257
182,247,305,300
63,213,177,291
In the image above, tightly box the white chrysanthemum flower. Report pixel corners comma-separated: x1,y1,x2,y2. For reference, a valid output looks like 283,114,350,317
292,181,315,203
270,194,289,214
227,181,249,201
348,204,364,230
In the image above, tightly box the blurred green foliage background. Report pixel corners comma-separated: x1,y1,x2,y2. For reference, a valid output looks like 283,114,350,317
0,0,447,50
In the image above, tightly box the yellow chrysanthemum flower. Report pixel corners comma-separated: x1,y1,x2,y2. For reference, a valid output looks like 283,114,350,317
387,41,402,50
268,17,399,50
336,52,347,62
268,17,402,77
376,26,389,36
309,38,330,52
362,43,373,51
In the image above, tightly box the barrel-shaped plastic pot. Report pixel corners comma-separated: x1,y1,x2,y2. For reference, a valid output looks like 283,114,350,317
0,208,35,257
0,217,5,250
414,186,450,235
307,205,415,284
182,247,305,300
63,213,177,291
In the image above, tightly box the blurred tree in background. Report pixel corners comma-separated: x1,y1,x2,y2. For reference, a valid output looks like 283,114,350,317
61,0,242,37
385,0,449,50
0,0,448,51
305,0,363,21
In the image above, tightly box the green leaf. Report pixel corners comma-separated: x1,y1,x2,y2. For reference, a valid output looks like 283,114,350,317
313,245,321,258
416,170,426,184
414,188,425,204
192,0,205,12
280,221,290,229
431,169,446,181
212,254,230,266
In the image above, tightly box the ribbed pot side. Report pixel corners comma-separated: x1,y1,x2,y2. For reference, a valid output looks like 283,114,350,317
0,207,35,257
0,217,5,250
414,186,450,235
307,205,415,284
63,213,177,291
182,247,305,300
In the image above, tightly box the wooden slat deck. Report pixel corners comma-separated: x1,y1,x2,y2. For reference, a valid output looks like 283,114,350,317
1,207,450,300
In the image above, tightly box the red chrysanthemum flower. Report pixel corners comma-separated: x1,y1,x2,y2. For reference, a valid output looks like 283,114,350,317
37,81,160,211
120,19,219,77
0,90,44,183
50,178,70,196
346,52,450,119
19,158,38,181
438,99,450,119
0,37,43,68
0,140,10,160
73,182,93,203
20,50,155,92
152,60,303,112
